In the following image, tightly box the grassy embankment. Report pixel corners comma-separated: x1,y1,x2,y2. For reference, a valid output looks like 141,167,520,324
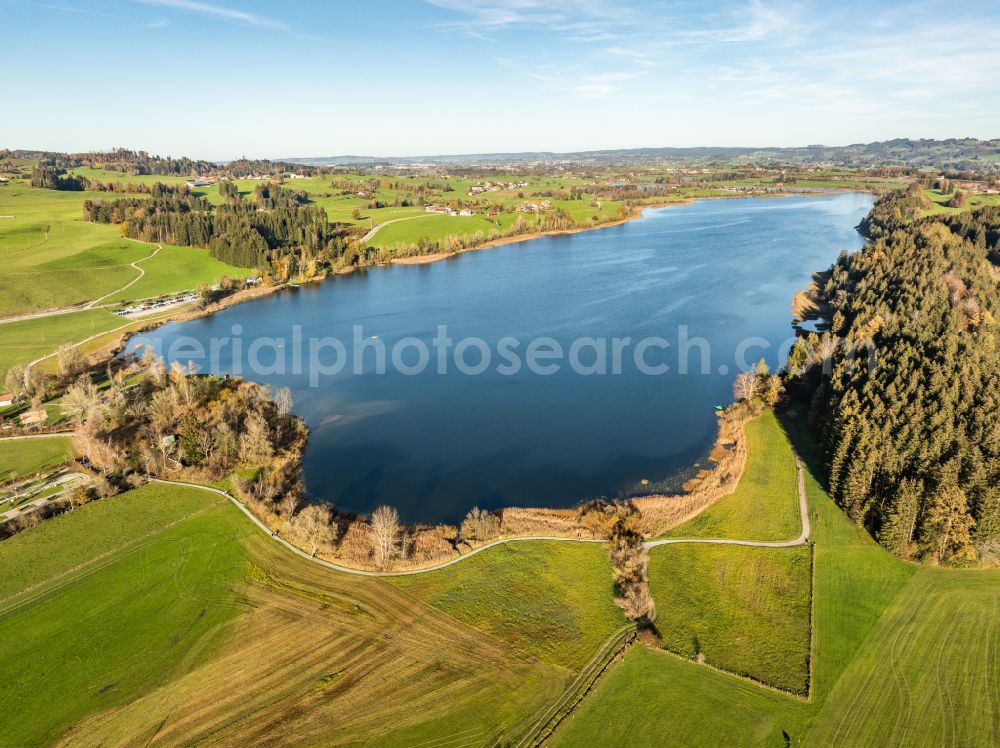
554,408,998,746
647,409,811,694
0,482,624,745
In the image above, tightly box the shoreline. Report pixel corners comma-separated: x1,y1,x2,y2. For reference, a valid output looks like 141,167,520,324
83,188,863,548
376,187,862,271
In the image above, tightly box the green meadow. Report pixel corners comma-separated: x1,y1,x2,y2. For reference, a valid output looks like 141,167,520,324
648,543,812,694
0,484,249,746
0,408,996,745
0,436,75,482
923,187,1000,215
0,483,593,745
661,410,802,541
0,307,123,379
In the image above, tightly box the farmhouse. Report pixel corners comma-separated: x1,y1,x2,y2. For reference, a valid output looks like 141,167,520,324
0,393,13,407
516,199,551,213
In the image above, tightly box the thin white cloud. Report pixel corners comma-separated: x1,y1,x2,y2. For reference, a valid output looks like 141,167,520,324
136,0,286,30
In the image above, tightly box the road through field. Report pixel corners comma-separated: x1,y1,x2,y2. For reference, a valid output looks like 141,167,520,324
152,457,810,577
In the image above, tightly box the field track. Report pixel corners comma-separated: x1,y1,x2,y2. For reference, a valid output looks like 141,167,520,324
360,214,428,243
152,457,809,577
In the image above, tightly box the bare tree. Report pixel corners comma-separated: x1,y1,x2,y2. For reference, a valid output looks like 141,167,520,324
146,356,167,389
240,411,274,465
274,387,293,417
170,361,193,405
293,504,335,556
733,371,758,402
4,364,25,399
149,388,178,436
103,385,128,430
63,375,102,424
25,367,49,408
56,343,84,381
461,507,500,542
370,505,401,570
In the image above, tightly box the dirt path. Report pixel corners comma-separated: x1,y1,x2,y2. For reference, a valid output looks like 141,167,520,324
360,214,427,243
0,240,162,325
152,458,809,577
87,240,162,308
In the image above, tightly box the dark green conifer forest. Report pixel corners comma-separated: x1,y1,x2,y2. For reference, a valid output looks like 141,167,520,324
789,193,1000,563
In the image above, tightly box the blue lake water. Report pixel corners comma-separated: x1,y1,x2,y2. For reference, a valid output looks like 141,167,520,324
126,193,871,523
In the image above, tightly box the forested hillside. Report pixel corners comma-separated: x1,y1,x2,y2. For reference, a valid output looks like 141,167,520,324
790,195,1000,563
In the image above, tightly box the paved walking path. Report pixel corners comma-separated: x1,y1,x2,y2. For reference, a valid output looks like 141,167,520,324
153,458,809,578
0,472,87,521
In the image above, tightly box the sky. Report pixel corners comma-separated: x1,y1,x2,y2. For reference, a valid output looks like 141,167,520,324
3,0,1000,159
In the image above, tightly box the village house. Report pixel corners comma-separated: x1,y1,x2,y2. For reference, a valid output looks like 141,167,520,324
516,199,551,213
185,176,217,188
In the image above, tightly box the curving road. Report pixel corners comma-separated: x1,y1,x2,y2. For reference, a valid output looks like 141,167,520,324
152,457,809,578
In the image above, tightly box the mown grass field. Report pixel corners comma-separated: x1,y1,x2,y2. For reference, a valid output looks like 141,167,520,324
661,410,801,541
0,185,148,315
392,540,626,670
0,180,248,381
553,410,1000,747
648,543,812,693
0,436,75,481
0,483,615,745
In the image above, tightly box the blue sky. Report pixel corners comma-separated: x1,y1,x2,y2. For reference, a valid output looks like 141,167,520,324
4,0,1000,159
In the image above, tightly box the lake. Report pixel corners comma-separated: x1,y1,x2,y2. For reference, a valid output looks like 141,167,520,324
126,193,872,524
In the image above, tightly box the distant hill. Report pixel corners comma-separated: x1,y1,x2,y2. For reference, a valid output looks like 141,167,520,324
283,138,1000,171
